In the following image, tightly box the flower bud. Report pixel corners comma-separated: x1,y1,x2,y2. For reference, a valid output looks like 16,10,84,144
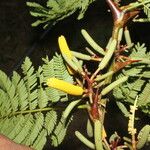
47,78,84,96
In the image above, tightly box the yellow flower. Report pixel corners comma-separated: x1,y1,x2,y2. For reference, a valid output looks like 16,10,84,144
58,35,74,74
47,78,84,96
58,35,73,59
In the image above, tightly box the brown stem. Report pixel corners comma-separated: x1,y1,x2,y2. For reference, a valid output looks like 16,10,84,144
90,89,100,120
106,0,122,22
106,0,139,39
90,67,101,80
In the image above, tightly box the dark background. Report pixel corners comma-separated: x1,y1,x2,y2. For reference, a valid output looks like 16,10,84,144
0,0,150,150
0,0,112,75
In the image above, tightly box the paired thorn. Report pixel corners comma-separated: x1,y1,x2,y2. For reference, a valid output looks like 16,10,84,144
113,55,141,72
106,0,139,28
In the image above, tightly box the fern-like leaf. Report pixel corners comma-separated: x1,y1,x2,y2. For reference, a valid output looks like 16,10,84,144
45,110,57,135
51,116,73,147
0,89,11,116
0,54,73,149
133,1,150,22
22,113,44,146
22,57,38,109
12,72,28,110
53,53,73,100
37,67,49,108
114,43,150,114
143,2,150,19
0,70,18,113
32,129,47,150
13,114,34,144
26,0,96,28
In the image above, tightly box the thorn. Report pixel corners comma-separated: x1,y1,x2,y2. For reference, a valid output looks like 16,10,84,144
106,0,139,28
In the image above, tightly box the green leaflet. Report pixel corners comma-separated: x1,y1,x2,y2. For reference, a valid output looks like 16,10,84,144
0,117,16,136
138,83,150,106
26,0,96,28
37,87,48,108
0,89,11,116
37,67,48,108
13,114,34,144
44,110,57,134
0,71,18,113
12,72,28,110
53,53,73,83
22,113,44,146
51,116,73,147
32,129,47,150
113,77,150,113
134,2,150,22
22,57,38,110
0,54,73,149
116,101,130,117
137,125,150,149
6,115,26,140
47,0,60,10
142,1,150,19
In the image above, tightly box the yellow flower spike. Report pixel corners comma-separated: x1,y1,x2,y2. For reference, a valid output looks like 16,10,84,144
46,78,84,96
58,35,73,59
58,35,74,74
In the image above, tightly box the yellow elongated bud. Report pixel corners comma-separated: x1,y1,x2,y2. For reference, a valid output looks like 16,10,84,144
58,35,74,74
47,78,84,96
58,35,73,59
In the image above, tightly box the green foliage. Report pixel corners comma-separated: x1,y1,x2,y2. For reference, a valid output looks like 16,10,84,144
143,2,150,18
137,125,150,149
113,43,150,115
51,116,73,147
0,54,73,149
113,42,150,148
26,0,96,28
134,1,150,22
